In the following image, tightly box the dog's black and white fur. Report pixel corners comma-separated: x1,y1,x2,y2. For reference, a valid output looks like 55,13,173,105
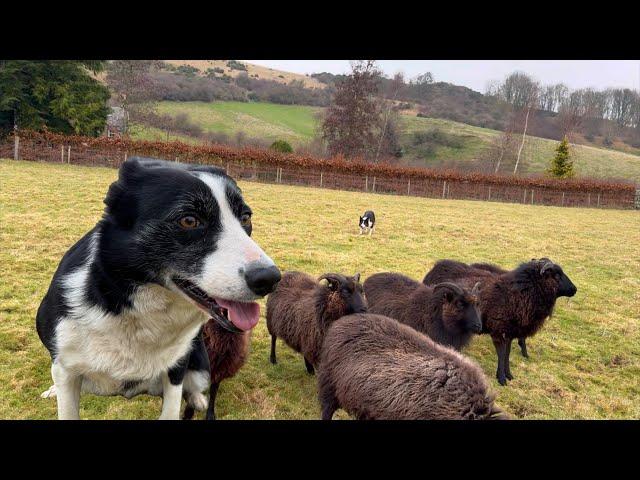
358,210,376,236
36,157,281,419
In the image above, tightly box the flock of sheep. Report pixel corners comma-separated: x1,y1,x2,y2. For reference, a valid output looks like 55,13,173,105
197,249,577,420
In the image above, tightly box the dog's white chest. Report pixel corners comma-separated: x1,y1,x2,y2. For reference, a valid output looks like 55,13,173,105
56,283,206,391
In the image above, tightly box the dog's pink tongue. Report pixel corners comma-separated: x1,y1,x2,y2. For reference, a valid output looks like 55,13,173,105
215,299,260,331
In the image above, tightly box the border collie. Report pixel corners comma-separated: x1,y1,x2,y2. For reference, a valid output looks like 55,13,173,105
36,157,281,419
358,210,376,236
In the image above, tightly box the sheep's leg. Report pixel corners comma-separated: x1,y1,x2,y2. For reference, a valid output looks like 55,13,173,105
318,382,338,420
369,226,374,236
518,337,529,358
492,337,508,386
269,335,277,364
504,338,514,381
304,357,315,375
205,382,220,420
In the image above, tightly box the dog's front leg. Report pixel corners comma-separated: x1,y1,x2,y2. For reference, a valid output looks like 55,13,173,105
159,371,184,420
51,362,82,420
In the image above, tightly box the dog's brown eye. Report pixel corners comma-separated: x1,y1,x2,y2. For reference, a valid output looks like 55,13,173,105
178,216,200,229
240,213,251,227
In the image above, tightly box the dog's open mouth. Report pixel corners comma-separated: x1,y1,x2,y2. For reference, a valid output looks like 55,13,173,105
172,277,260,333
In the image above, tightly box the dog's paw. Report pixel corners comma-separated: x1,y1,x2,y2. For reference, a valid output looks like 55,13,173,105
41,385,57,399
188,392,208,411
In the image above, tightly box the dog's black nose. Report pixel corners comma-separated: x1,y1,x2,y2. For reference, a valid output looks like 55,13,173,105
244,264,281,297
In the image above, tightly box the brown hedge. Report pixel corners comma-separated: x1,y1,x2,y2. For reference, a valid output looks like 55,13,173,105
14,130,636,194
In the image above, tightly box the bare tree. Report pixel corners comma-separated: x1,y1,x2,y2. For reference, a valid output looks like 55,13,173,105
374,72,405,163
321,60,383,159
106,60,161,136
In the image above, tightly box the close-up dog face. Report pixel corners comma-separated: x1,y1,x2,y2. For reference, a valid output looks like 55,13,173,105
103,158,281,331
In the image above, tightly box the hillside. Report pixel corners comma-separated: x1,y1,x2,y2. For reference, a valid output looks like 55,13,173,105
165,60,325,89
133,101,640,182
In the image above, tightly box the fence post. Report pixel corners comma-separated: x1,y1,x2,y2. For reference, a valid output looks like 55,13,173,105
372,176,376,192
523,188,527,203
597,193,601,208
407,179,411,195
13,133,19,160
320,172,323,188
365,175,368,191
531,189,534,205
442,181,447,199
562,192,565,206
67,146,71,164
61,145,65,163
279,168,283,183
588,193,591,207
487,186,491,201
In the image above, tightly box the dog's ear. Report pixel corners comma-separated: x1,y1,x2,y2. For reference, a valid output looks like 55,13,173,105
103,158,145,228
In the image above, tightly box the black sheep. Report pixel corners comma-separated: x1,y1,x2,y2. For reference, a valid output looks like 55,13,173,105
318,313,507,420
266,271,367,373
363,272,482,351
423,258,577,385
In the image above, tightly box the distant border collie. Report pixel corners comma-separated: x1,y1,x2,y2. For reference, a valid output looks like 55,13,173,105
36,157,281,420
358,210,376,236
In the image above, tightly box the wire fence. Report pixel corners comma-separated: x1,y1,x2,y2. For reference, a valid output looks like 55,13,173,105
2,135,637,210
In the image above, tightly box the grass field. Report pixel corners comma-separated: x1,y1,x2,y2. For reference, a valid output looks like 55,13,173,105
1,160,639,420
155,101,320,145
135,101,640,183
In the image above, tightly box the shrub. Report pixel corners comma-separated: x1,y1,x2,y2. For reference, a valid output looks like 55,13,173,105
270,139,293,153
175,65,199,77
227,60,247,71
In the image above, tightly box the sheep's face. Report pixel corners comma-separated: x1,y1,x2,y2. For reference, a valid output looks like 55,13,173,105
439,286,482,335
539,260,577,298
319,273,368,322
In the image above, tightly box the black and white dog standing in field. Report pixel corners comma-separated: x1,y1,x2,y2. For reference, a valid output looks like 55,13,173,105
36,157,281,420
358,210,376,236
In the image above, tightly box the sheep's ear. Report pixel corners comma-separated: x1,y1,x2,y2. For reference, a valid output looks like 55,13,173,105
353,273,361,283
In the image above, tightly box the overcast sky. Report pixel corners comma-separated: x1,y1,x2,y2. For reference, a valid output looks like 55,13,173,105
245,60,640,93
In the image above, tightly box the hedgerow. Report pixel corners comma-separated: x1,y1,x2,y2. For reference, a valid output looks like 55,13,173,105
13,130,636,194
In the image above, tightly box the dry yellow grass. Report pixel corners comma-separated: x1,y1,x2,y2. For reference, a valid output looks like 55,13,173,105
1,159,639,420
165,60,325,89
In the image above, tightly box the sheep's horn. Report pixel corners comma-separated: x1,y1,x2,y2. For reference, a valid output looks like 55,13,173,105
353,272,361,283
540,259,555,275
471,281,481,296
433,282,464,296
318,273,343,287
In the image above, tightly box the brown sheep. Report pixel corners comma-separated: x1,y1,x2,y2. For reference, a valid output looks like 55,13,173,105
182,320,250,420
363,272,482,351
423,258,577,385
266,271,367,374
318,313,507,420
